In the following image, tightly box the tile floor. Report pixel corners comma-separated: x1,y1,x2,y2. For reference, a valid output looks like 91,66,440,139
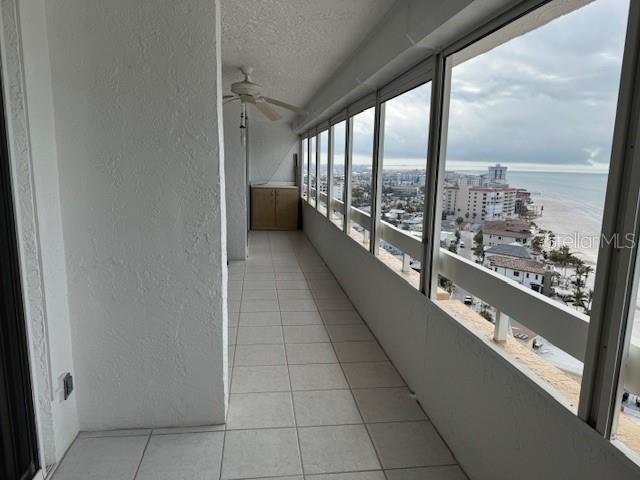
52,231,467,480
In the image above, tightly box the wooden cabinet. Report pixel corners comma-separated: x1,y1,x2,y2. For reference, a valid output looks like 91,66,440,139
251,186,299,230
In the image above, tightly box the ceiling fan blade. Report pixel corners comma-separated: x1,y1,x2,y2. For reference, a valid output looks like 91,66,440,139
223,94,236,99
254,101,281,121
262,96,304,113
223,96,240,105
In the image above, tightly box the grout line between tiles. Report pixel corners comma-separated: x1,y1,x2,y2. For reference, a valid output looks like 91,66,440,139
301,276,387,476
131,432,152,480
227,232,466,480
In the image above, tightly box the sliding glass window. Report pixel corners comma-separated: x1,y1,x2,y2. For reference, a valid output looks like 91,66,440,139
309,135,317,207
348,107,375,249
318,130,329,215
612,254,640,458
331,121,347,229
377,83,431,289
433,0,629,413
301,137,309,200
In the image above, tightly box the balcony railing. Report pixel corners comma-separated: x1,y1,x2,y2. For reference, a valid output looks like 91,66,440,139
439,247,640,394
317,195,640,393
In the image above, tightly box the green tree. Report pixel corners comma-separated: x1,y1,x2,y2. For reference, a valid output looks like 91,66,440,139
439,277,455,295
472,229,484,261
548,245,577,283
531,234,545,255
479,303,493,322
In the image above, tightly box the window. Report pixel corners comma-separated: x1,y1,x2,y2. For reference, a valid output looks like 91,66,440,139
318,130,329,215
331,121,347,229
309,135,317,206
302,137,309,200
348,107,375,249
611,252,640,458
433,0,629,411
377,83,431,288
299,0,638,461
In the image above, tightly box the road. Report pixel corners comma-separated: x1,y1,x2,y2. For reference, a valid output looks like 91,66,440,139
447,229,488,316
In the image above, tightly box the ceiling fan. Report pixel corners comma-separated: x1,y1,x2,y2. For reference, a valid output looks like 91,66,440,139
223,67,304,122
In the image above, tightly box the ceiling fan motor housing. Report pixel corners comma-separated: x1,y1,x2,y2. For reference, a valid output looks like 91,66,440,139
230,79,261,97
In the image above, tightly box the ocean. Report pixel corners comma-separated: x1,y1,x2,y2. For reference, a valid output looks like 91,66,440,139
472,170,640,346
379,159,610,263
506,171,608,266
378,160,610,263
382,160,640,349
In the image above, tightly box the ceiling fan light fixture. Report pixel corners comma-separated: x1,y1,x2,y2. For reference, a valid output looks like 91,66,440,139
225,66,303,124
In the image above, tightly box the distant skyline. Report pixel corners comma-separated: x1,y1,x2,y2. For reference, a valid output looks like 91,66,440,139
322,0,628,174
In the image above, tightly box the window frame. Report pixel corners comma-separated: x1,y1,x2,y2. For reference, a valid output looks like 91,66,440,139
297,0,640,460
317,128,330,216
577,0,640,440
346,105,376,251
328,117,348,230
300,136,308,200
373,76,434,287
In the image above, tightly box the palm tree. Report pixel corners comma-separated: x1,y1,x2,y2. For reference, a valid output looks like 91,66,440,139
550,245,576,285
568,290,589,311
531,235,545,255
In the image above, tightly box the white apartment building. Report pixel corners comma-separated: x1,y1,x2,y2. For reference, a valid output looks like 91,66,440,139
486,255,546,293
487,163,508,184
443,185,517,221
482,219,532,247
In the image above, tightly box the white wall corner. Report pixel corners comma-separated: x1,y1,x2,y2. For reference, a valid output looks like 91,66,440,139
46,0,227,430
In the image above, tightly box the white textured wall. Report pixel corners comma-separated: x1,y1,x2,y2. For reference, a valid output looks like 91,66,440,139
222,103,297,260
18,0,78,461
249,117,298,184
223,102,247,260
46,0,228,430
303,204,640,480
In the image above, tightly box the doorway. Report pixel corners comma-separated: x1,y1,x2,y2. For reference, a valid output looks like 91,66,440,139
0,59,40,480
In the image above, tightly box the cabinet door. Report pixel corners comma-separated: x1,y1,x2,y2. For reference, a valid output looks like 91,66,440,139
275,189,299,230
251,188,276,229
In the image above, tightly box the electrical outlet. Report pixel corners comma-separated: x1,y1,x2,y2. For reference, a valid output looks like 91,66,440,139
63,373,74,400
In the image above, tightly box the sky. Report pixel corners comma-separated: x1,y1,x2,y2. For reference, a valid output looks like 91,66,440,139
338,0,630,173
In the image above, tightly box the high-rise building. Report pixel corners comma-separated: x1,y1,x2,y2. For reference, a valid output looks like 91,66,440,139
487,163,508,184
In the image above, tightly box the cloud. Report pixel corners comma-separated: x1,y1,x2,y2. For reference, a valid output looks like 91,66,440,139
349,0,629,172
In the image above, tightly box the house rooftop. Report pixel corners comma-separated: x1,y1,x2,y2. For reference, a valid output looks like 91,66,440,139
488,255,546,275
485,244,532,259
483,219,532,239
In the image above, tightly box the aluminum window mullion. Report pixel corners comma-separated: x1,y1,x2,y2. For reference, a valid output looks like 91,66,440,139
371,99,385,255
315,134,320,208
327,126,334,219
421,53,449,297
349,92,377,118
578,0,640,436
344,117,353,233
298,137,303,198
307,136,311,202
330,109,347,127
379,58,434,104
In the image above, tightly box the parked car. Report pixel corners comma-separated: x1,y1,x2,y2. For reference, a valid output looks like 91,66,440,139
464,296,473,305
459,241,465,248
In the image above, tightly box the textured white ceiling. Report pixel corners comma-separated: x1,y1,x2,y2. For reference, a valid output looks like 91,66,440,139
221,0,395,121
